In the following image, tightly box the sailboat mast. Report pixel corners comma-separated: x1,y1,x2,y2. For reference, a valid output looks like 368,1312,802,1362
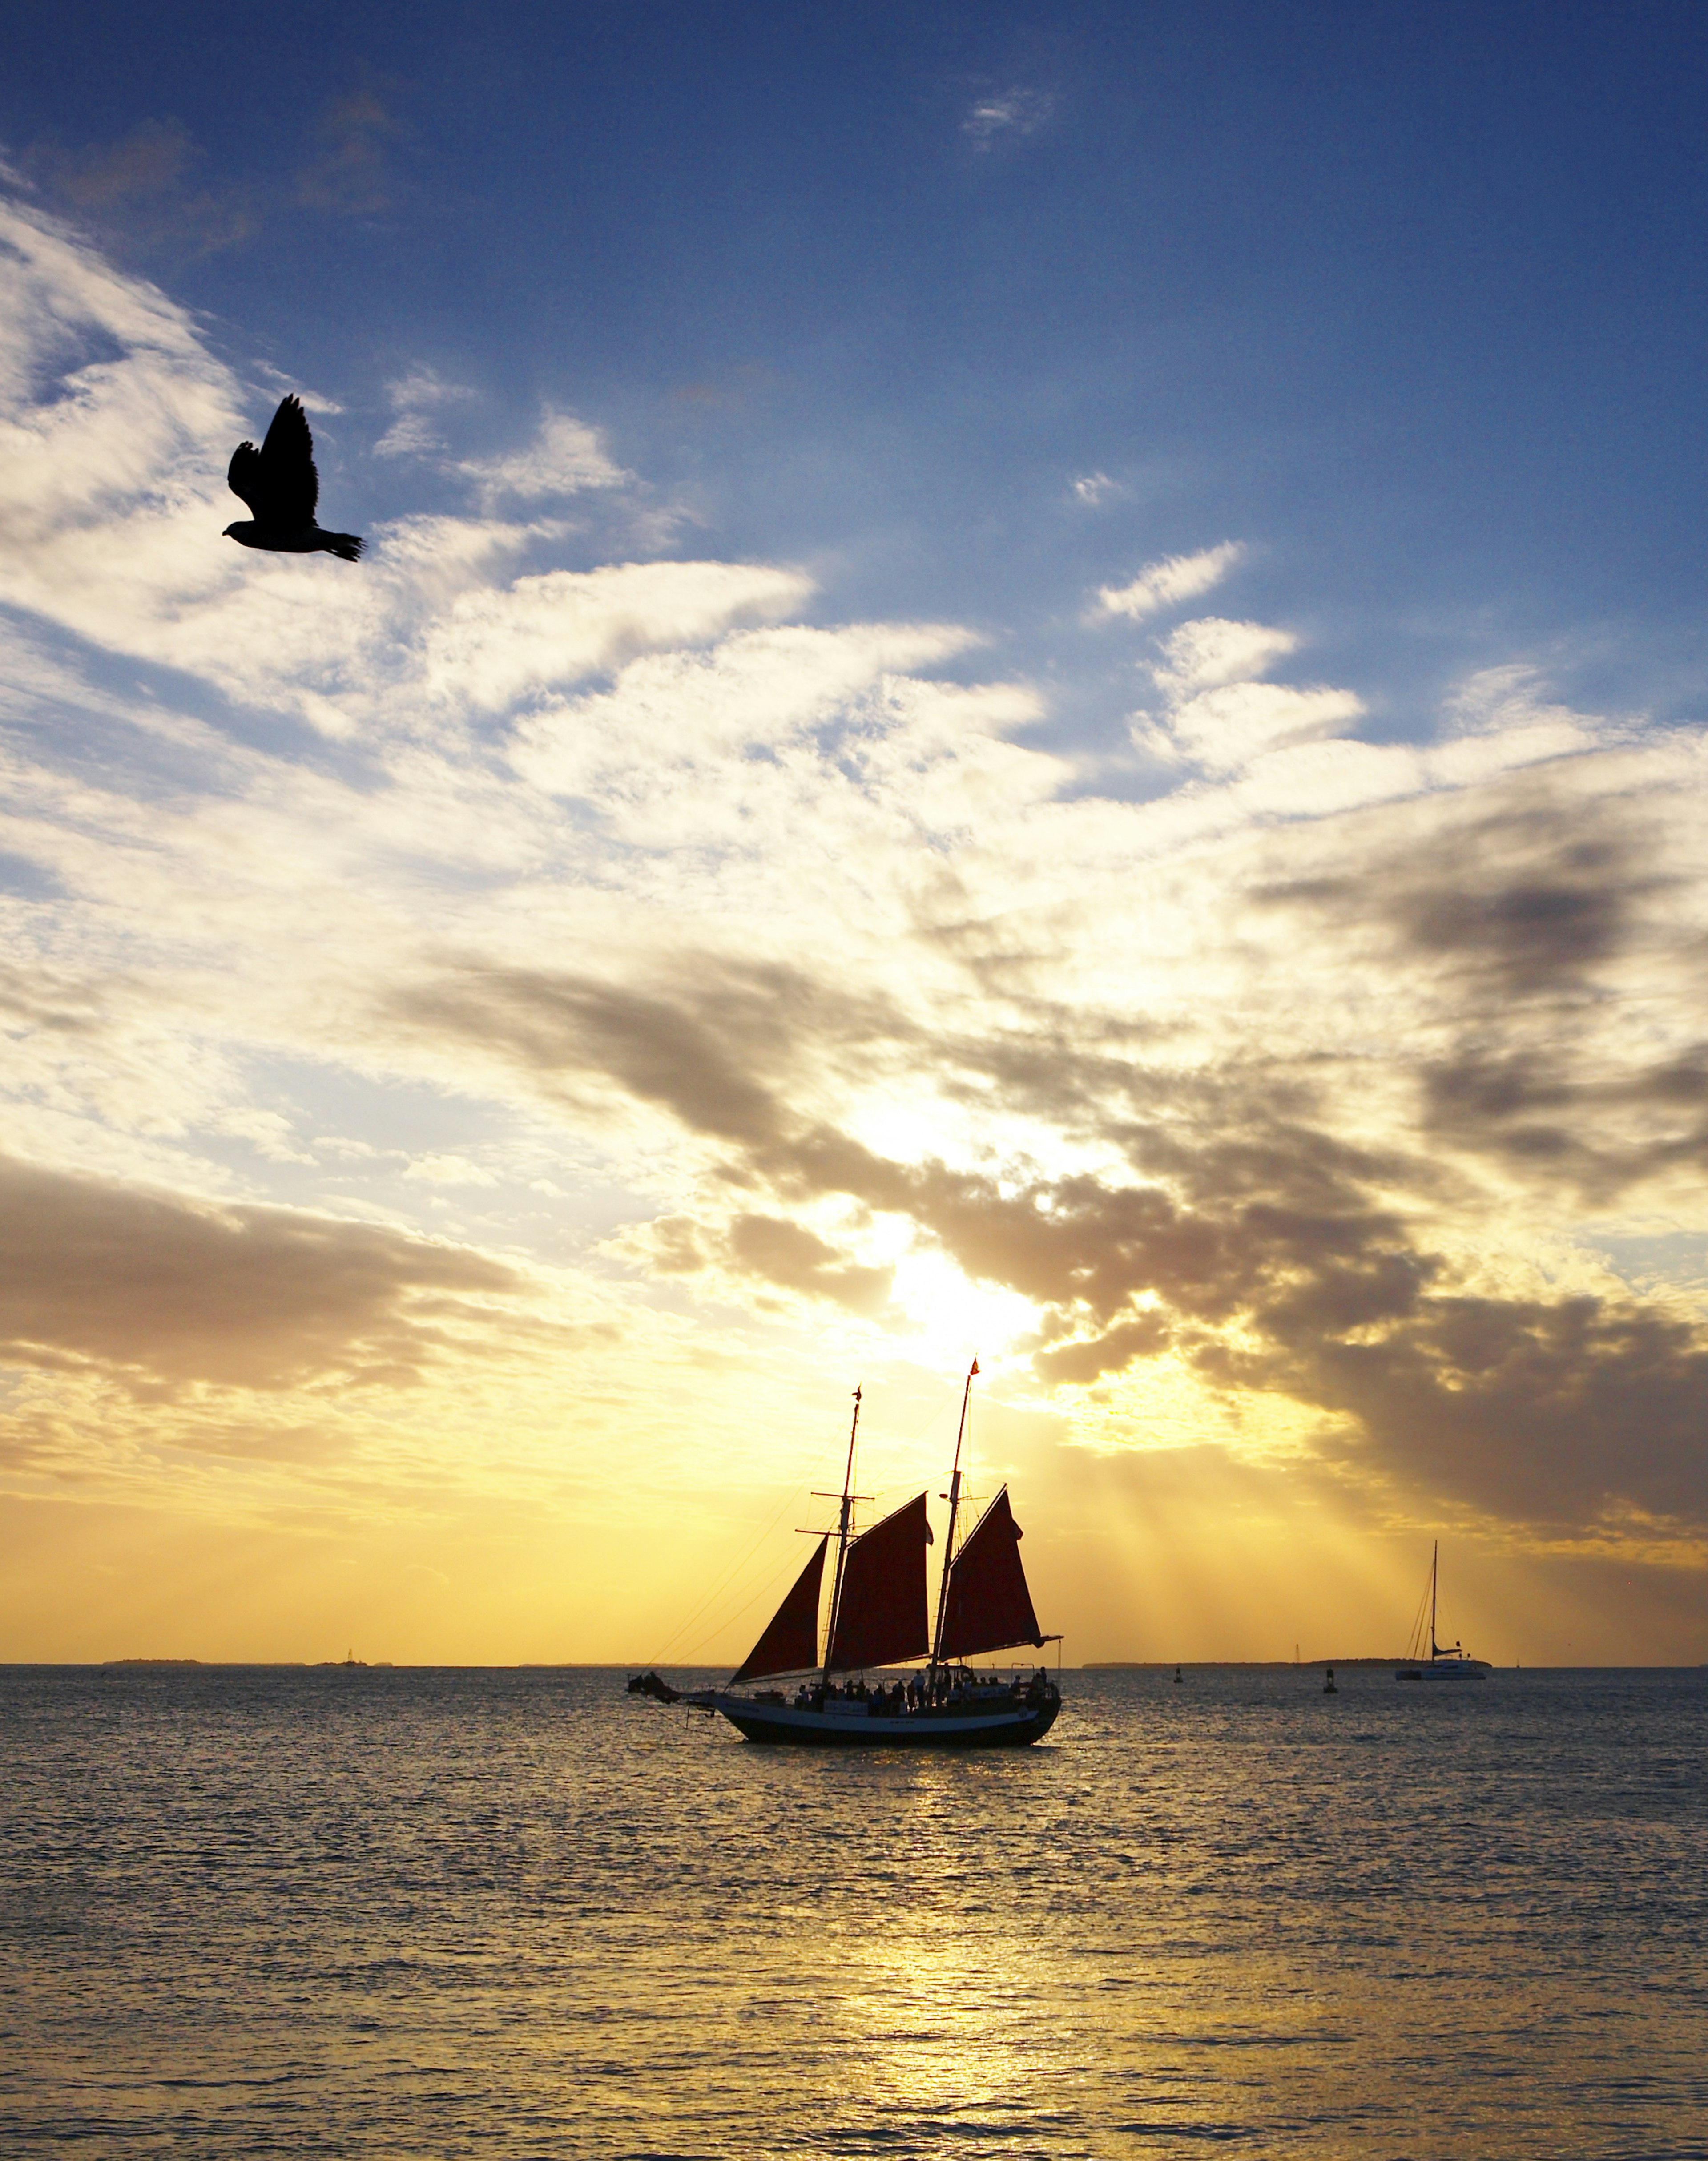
929,1359,978,1671
821,1386,862,1686
1430,1539,1439,1659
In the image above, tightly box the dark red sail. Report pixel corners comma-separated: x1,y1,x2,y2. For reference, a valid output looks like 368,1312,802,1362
938,1487,1045,1659
730,1534,827,1683
826,1492,931,1672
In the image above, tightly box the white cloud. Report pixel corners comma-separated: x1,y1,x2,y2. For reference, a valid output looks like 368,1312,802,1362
404,1153,499,1187
1153,615,1296,691
211,1109,315,1164
423,560,814,711
1156,680,1366,775
1072,472,1118,507
1095,542,1244,621
508,620,1012,851
0,199,240,563
1135,614,1364,775
458,408,629,505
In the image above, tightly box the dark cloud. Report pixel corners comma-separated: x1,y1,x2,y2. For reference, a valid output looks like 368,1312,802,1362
392,957,916,1152
395,930,1708,1541
1253,792,1708,1205
0,1157,522,1393
16,94,406,266
295,93,407,217
0,959,106,1037
23,120,253,258
1403,871,1624,993
1033,1311,1172,1384
1223,1288,1708,1532
395,954,1429,1343
1419,1044,1708,1204
1257,802,1669,1004
725,1214,894,1316
621,1210,893,1315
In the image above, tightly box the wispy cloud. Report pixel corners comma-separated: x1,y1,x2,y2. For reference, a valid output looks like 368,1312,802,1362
294,91,406,217
1096,541,1245,621
374,367,474,459
1071,472,1120,507
963,87,1058,150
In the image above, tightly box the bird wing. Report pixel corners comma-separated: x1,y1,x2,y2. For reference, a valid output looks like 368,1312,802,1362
256,394,320,527
227,440,267,517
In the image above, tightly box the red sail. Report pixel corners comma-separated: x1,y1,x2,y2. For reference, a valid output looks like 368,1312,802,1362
826,1493,931,1672
939,1487,1045,1659
730,1535,827,1683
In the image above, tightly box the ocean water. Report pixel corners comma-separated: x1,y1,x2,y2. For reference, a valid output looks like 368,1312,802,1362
2,1664,1704,2159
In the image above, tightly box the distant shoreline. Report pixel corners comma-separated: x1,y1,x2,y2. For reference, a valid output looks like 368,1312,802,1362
1084,1657,1410,1669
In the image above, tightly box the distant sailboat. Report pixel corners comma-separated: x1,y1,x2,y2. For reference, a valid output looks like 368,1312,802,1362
643,1364,1061,1747
1395,1542,1490,1680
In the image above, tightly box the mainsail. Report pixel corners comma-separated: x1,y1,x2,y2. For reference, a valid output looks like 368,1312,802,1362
825,1492,931,1672
938,1486,1046,1659
730,1534,827,1684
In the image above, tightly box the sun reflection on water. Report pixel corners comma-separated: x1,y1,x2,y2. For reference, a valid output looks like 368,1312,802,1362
5,1666,1706,2159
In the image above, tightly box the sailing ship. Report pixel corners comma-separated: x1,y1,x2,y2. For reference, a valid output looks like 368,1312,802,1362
1395,1541,1490,1680
649,1363,1060,1746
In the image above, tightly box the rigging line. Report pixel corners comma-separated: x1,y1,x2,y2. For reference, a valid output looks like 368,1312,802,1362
644,1477,816,1669
642,1438,840,1669
677,1477,924,1670
842,1384,961,1525
1404,1564,1433,1664
900,1385,955,1443
667,1556,818,1667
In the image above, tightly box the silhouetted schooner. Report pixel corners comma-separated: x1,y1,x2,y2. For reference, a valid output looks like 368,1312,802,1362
645,1363,1061,1746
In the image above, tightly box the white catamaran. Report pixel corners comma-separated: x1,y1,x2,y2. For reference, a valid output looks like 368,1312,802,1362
1395,1540,1491,1680
634,1363,1061,1747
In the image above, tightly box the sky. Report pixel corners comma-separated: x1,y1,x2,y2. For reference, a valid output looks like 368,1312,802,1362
2,0,1707,1665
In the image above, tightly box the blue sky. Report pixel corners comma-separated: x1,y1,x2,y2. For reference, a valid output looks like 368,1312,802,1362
4,3,1708,1663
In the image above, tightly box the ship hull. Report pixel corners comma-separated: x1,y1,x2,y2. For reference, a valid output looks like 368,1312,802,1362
709,1691,1060,1747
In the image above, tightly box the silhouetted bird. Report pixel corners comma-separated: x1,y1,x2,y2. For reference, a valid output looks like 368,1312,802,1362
224,395,363,563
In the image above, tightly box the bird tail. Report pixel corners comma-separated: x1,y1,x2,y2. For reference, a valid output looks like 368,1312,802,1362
322,532,364,564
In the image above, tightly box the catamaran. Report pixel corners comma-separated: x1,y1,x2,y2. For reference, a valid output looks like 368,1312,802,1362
637,1363,1061,1746
1395,1540,1490,1680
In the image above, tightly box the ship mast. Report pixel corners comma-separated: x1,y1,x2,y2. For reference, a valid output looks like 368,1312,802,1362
1429,1539,1439,1660
929,1359,979,1673
820,1386,862,1687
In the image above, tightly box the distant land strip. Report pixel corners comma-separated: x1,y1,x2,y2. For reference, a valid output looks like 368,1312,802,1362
1083,1658,1409,1669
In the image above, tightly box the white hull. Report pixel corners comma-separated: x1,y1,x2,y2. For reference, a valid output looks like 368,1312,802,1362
1396,1658,1490,1680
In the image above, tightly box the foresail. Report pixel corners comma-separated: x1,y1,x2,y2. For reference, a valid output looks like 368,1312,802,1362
730,1535,827,1683
938,1487,1046,1660
826,1493,931,1672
